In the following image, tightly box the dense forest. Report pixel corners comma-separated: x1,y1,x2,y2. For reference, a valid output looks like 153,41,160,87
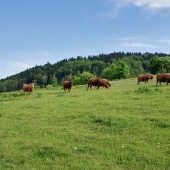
0,52,170,93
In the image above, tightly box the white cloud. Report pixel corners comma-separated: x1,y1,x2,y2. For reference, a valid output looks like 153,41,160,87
16,50,56,65
9,62,34,69
119,36,139,41
123,41,155,48
119,36,155,48
108,0,170,16
131,0,170,10
0,62,35,79
18,50,52,58
159,39,170,45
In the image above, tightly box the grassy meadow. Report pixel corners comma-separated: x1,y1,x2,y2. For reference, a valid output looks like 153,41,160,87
0,77,170,170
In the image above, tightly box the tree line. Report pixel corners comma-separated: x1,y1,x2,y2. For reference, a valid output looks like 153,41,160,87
0,52,170,93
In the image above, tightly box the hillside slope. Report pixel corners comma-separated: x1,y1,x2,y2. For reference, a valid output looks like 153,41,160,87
0,78,170,169
1,52,170,93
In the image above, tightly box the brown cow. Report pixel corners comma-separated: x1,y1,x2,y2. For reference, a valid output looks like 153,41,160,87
87,78,108,90
166,74,170,85
23,83,35,94
63,79,72,92
137,74,153,84
102,79,111,87
156,73,170,85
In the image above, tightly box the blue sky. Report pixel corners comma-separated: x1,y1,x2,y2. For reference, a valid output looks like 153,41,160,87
0,0,170,79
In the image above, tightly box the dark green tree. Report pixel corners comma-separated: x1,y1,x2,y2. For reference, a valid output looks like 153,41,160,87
149,57,170,74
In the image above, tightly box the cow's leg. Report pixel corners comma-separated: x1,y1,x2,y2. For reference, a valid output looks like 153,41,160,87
90,84,93,90
156,80,158,86
87,84,90,90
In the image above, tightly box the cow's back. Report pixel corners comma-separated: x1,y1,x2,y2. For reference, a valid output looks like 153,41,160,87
157,74,167,83
87,78,108,90
137,75,147,84
63,79,72,91
157,73,170,85
23,83,34,93
88,78,100,86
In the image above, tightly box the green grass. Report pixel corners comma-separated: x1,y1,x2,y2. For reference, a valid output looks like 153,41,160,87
0,78,170,169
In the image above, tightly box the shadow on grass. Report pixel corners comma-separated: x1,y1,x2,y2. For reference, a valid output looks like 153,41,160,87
33,146,68,159
144,118,170,128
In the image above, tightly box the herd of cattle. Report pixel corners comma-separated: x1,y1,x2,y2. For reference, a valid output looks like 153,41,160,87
63,78,111,92
22,73,170,93
137,73,170,85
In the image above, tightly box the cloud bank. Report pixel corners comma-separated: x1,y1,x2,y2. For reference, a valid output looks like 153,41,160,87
119,36,155,49
10,62,34,69
110,0,170,10
130,0,170,10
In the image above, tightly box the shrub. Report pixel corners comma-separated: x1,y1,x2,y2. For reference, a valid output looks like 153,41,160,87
46,85,54,90
135,86,151,93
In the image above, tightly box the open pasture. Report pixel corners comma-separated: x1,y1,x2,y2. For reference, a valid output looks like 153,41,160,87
0,78,170,169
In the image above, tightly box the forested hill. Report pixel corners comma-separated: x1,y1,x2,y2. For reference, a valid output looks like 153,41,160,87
0,52,170,92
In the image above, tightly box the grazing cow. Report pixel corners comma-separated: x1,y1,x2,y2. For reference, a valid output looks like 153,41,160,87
63,79,72,92
87,78,108,90
156,73,170,85
23,83,35,94
166,74,170,85
137,74,153,84
102,79,111,87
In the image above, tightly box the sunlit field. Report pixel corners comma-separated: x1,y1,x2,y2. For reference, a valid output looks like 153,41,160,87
0,77,170,169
